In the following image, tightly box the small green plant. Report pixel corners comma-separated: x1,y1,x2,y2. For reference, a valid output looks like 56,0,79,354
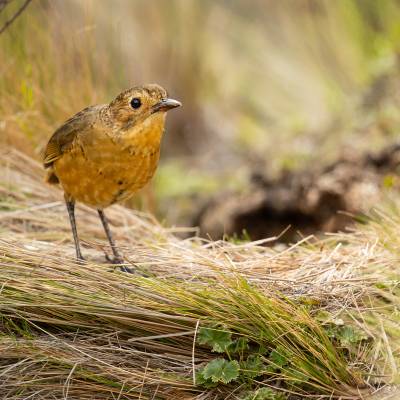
196,358,240,387
196,325,266,388
265,346,289,373
197,325,233,352
326,324,369,347
198,326,250,354
240,354,264,379
316,311,370,348
195,306,371,393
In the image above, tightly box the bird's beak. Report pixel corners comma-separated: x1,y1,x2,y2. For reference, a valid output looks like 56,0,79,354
152,98,181,113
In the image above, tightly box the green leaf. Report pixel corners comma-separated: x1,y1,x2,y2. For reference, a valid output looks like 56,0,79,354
240,355,264,378
195,370,218,388
202,358,240,384
337,326,369,347
197,326,233,352
267,346,289,371
324,324,369,347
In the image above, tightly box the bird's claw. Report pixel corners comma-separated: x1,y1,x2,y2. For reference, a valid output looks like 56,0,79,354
76,256,86,265
105,253,123,264
105,253,134,273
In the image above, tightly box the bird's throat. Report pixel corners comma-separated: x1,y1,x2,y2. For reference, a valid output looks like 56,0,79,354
122,112,166,149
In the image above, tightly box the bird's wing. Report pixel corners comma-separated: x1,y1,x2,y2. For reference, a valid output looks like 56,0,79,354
43,105,105,168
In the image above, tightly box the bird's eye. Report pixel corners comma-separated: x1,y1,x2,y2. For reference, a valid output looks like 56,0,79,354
130,97,141,109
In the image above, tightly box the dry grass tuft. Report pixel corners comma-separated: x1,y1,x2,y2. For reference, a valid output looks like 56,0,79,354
0,147,399,399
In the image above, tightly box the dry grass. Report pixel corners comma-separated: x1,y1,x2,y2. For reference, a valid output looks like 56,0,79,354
0,147,399,399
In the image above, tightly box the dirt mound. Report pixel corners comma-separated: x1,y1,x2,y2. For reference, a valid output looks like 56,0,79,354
196,143,400,241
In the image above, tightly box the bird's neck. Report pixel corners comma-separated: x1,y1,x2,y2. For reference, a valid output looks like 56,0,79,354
119,112,166,149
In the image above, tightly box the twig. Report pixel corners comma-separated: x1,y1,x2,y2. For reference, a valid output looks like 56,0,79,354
0,0,32,35
192,319,200,385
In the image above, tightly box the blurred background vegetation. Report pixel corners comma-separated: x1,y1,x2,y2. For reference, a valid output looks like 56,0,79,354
1,0,400,226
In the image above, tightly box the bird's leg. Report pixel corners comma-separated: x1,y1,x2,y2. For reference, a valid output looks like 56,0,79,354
97,210,133,273
97,209,125,265
65,200,85,262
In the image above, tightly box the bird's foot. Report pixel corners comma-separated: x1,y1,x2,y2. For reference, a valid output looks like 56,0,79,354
76,255,86,265
105,253,123,264
105,254,134,273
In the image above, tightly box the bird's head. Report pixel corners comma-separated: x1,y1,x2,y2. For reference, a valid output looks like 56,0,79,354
108,84,181,131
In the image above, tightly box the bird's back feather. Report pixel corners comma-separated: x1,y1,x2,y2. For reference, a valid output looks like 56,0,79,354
43,105,105,168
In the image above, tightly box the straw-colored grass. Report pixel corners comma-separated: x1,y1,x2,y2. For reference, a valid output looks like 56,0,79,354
0,147,399,399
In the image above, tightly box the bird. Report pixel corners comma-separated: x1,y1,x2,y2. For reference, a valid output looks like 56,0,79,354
43,83,181,268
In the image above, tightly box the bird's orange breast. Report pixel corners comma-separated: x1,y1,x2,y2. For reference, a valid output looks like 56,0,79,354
54,113,165,208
